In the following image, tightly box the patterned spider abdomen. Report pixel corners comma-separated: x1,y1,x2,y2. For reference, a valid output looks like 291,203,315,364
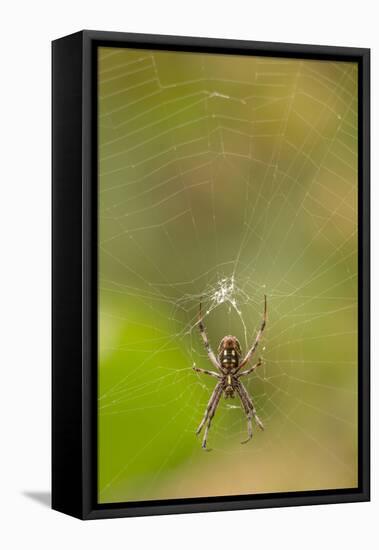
218,335,241,370
221,348,238,369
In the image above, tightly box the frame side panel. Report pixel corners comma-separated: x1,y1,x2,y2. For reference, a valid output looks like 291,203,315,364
360,49,370,500
52,32,84,519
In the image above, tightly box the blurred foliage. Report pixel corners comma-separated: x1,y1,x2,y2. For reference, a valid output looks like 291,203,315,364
98,47,358,503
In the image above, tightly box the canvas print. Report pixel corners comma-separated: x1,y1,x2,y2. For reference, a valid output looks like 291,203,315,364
97,47,358,504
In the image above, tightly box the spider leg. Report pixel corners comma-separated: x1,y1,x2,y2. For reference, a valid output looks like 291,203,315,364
238,295,267,370
196,382,222,448
237,358,262,379
195,382,222,436
201,385,223,451
193,366,221,379
198,301,222,372
237,380,264,433
235,386,253,444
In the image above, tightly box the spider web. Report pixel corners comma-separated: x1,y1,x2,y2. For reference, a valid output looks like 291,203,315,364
97,46,358,504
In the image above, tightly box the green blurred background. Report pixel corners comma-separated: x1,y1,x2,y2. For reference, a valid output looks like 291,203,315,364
98,47,358,504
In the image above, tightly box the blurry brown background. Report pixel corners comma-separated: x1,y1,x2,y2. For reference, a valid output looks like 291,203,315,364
97,47,358,503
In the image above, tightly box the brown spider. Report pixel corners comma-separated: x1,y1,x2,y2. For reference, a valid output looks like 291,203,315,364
193,295,267,450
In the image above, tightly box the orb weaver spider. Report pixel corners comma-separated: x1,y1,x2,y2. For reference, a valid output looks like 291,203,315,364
193,295,267,450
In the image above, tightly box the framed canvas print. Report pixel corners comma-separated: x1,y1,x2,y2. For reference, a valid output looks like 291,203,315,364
52,30,370,519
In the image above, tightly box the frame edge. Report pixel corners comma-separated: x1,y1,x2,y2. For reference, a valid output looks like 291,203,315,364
52,30,86,519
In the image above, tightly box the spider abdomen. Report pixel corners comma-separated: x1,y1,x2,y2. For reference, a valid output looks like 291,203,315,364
220,348,239,370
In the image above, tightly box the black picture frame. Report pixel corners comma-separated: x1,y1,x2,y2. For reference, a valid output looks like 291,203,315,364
52,30,370,520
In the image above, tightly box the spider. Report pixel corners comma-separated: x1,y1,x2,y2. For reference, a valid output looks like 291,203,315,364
193,295,267,450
